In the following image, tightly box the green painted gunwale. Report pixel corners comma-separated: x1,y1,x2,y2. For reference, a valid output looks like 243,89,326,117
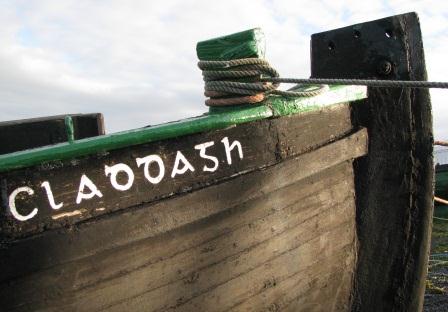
0,85,366,173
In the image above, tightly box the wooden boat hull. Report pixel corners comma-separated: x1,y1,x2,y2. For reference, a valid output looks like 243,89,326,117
0,102,368,311
0,12,434,312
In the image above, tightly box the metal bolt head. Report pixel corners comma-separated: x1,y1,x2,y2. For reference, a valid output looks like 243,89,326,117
377,60,392,76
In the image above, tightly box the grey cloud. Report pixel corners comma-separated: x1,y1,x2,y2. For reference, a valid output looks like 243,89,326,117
1,0,448,140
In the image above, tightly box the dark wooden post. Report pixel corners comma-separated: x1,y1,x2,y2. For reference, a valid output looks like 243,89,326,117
311,12,433,311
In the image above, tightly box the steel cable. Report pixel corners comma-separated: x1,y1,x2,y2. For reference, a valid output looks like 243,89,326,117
263,77,448,89
198,58,448,106
198,58,327,106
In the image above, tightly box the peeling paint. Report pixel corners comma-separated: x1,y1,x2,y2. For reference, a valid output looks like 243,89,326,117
52,209,86,220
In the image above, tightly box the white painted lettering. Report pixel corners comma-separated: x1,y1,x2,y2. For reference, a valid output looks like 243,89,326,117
8,136,248,223
76,175,103,204
41,181,63,210
194,141,219,172
8,187,38,221
136,155,165,184
221,137,243,165
171,151,195,178
105,163,135,191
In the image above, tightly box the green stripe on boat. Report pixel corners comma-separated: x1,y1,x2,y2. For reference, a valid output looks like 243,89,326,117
0,85,366,173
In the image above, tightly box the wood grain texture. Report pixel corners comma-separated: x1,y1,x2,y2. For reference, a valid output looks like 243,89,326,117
1,160,358,312
312,12,433,312
0,103,353,239
0,128,367,285
0,103,367,311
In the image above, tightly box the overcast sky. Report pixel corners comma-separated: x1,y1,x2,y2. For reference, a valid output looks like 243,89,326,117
1,0,447,140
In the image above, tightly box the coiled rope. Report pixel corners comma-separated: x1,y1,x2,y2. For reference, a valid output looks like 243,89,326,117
198,57,448,106
198,58,328,106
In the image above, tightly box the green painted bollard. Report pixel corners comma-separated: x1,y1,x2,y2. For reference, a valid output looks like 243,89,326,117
196,28,265,61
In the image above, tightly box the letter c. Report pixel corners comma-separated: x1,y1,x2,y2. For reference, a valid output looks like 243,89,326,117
8,187,38,221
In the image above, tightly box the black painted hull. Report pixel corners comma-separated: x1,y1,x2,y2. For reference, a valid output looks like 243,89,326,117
0,103,369,311
0,12,434,312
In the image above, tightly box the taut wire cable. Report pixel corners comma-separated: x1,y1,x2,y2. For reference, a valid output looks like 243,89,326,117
198,58,448,106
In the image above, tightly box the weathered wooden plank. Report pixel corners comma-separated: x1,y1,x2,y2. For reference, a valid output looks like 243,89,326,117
66,170,348,292
0,127,367,285
311,12,433,311
278,268,354,312
153,227,353,312
0,114,104,155
227,252,355,312
102,165,350,309
270,104,354,159
0,103,353,239
3,157,350,296
106,187,355,312
1,160,356,311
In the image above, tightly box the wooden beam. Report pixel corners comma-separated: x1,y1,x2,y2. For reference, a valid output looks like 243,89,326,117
311,12,433,311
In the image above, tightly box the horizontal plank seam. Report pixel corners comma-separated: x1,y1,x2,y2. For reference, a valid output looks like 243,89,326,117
100,215,354,311
1,170,346,287
1,129,366,282
76,190,352,293
161,220,354,312
74,188,332,290
225,245,353,312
